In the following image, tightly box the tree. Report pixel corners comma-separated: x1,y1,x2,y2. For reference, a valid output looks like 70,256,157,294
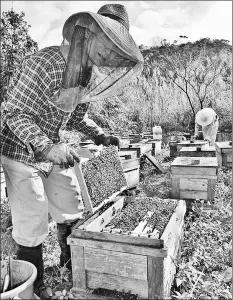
148,42,228,117
137,38,232,132
0,10,38,103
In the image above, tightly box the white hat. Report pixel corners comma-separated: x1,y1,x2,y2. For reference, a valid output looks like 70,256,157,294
196,108,215,126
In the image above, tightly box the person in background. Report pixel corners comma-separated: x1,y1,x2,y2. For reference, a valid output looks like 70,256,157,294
0,3,143,296
194,107,219,145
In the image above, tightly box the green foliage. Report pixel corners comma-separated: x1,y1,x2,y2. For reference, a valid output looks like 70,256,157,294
1,10,38,103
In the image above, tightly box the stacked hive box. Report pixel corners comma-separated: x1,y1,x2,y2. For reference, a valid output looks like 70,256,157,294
169,140,178,158
176,140,209,154
120,142,153,158
215,142,232,168
119,150,140,189
179,145,216,157
169,140,208,158
146,140,162,156
171,157,218,203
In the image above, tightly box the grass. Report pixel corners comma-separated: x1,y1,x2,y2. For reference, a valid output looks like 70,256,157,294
1,147,232,299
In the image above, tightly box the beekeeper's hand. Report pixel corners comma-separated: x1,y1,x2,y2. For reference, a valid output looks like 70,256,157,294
34,142,80,168
94,134,120,149
204,138,210,144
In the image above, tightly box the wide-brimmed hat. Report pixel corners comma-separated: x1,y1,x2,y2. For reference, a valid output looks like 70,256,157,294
62,4,143,63
196,108,215,126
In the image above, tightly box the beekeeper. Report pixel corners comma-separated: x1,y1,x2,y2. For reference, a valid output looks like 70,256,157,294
194,108,219,145
1,4,143,294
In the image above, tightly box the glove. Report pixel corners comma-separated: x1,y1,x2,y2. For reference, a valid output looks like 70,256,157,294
94,134,120,149
204,138,210,144
34,142,80,168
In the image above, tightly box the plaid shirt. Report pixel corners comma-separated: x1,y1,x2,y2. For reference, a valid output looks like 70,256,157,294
1,46,103,172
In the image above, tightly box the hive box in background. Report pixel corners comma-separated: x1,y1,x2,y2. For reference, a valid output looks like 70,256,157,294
215,142,232,168
120,142,152,158
176,140,209,153
178,145,216,157
119,151,140,189
171,156,218,204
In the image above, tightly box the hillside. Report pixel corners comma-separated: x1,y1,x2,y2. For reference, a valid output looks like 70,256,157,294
88,38,232,136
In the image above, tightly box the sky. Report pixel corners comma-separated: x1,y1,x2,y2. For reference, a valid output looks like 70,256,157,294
1,1,232,49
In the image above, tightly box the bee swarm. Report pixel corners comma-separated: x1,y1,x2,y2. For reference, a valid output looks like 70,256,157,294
108,197,177,237
81,146,127,208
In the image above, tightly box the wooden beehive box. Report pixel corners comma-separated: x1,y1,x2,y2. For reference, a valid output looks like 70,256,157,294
215,141,232,168
179,145,216,157
171,157,218,202
176,140,209,153
129,133,142,143
142,131,153,139
120,142,152,158
119,151,140,189
145,140,162,156
169,141,178,157
68,198,186,299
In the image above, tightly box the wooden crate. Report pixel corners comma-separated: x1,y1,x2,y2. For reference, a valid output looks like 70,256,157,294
179,145,216,157
119,150,137,160
171,157,218,201
119,153,140,189
120,138,130,147
169,141,178,157
176,140,209,153
146,140,162,156
120,142,152,158
215,142,232,168
68,198,186,299
129,134,141,143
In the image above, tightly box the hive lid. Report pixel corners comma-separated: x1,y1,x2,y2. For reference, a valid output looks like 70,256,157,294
177,140,208,146
180,145,216,152
215,141,232,149
171,156,218,167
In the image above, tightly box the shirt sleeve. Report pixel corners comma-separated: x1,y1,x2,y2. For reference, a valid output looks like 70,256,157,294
3,58,53,149
66,103,104,139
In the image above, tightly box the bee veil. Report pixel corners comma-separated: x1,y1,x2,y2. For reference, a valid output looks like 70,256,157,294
49,4,144,112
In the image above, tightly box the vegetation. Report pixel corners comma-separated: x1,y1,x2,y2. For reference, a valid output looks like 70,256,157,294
88,38,232,135
0,10,38,103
